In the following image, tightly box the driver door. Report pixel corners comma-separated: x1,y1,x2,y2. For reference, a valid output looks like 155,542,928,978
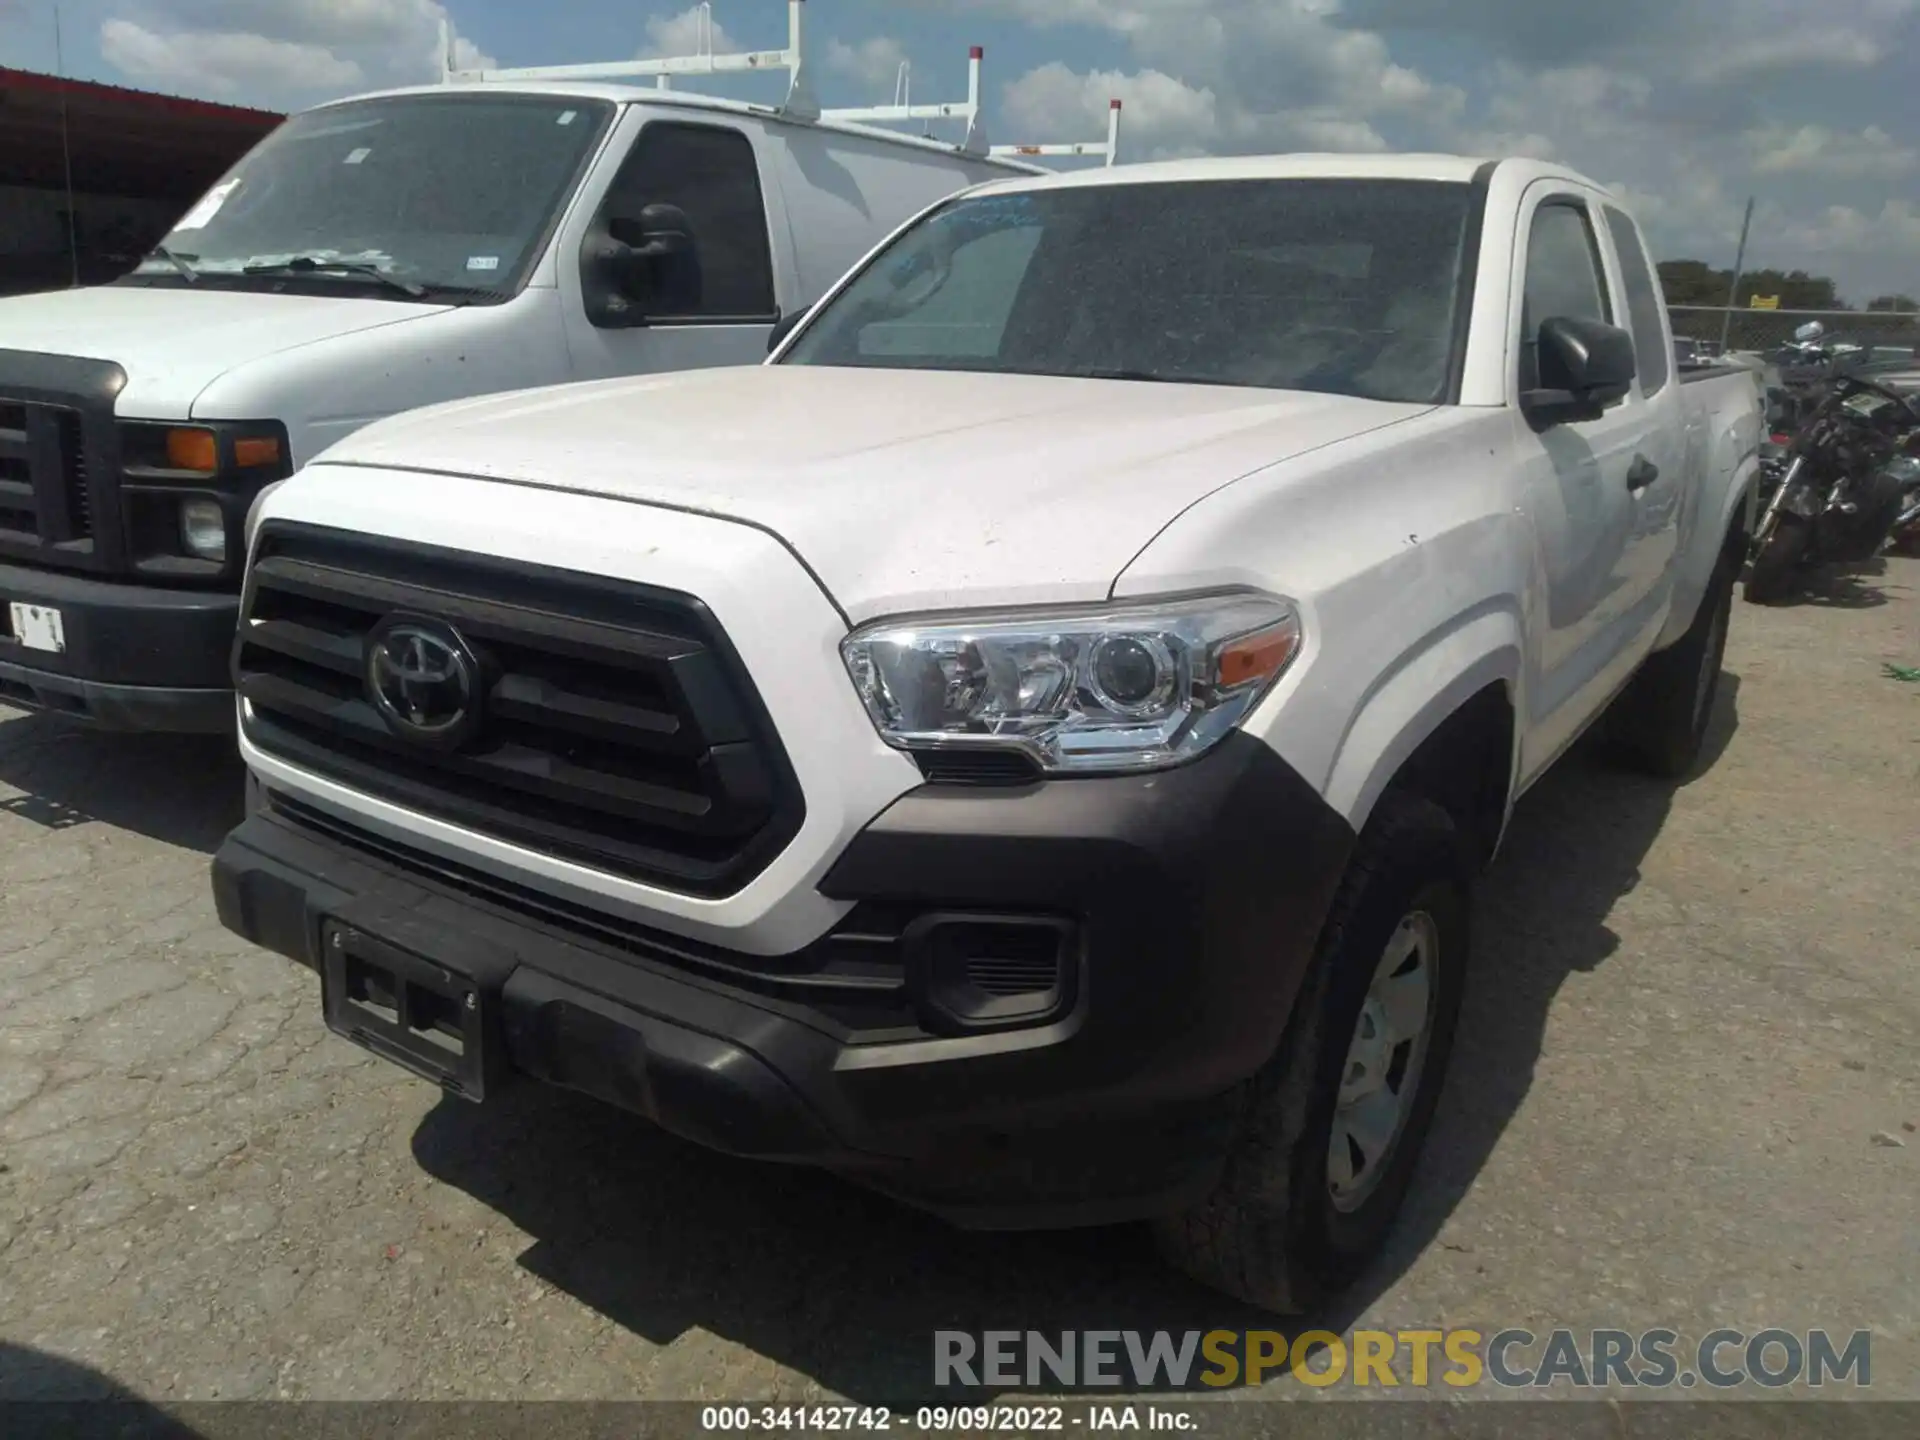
560,116,782,381
1510,187,1663,783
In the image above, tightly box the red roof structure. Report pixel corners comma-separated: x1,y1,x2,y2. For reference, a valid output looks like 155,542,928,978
0,67,283,198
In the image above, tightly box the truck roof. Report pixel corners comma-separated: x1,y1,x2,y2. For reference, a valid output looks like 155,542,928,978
304,80,1049,177
964,152,1599,195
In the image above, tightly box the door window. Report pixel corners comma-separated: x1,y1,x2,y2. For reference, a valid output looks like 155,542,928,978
1520,202,1612,391
1601,205,1671,395
594,122,776,321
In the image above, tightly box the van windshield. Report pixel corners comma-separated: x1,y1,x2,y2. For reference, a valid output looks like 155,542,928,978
780,178,1476,404
122,94,613,301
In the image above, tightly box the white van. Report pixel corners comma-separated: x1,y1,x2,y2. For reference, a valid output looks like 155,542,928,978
0,5,1114,731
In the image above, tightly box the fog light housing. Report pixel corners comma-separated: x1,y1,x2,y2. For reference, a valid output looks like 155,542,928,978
179,498,226,561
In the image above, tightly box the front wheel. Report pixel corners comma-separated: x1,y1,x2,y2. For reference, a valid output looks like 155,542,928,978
1745,514,1812,604
1153,794,1468,1312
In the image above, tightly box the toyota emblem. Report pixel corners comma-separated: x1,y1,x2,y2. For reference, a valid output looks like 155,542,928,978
365,618,481,747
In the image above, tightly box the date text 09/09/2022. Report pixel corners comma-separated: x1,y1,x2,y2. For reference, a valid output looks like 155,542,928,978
700,1406,1195,1432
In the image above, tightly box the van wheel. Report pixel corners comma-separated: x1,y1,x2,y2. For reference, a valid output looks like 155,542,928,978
1609,541,1736,778
1153,794,1468,1312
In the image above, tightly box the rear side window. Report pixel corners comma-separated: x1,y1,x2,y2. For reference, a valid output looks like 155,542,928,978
1520,202,1611,391
597,122,776,319
1603,205,1670,394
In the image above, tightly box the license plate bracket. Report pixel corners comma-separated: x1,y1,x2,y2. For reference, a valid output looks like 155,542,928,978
321,923,494,1102
7,602,65,654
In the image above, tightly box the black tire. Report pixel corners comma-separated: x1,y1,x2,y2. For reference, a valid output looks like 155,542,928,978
1608,540,1736,779
1152,794,1469,1313
1744,515,1811,604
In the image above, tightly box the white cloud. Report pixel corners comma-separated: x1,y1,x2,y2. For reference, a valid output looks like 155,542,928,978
825,35,911,94
1003,62,1215,156
99,18,362,96
1751,124,1918,178
98,1,495,106
640,5,741,61
996,0,1462,160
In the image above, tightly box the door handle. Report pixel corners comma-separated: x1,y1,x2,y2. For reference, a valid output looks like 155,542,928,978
1626,456,1660,491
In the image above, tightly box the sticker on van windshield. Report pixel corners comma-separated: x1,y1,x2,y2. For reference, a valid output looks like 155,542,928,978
344,147,372,165
172,177,241,232
466,256,500,272
558,110,578,125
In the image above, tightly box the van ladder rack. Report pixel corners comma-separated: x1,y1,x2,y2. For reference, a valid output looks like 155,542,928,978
437,2,1122,165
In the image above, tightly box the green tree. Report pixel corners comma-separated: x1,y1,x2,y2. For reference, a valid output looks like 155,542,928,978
1658,260,1846,311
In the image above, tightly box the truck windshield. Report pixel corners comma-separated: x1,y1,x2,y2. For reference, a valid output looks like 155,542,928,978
780,178,1476,403
121,94,613,300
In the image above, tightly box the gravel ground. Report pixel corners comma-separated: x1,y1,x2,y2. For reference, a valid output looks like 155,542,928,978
0,556,1916,1409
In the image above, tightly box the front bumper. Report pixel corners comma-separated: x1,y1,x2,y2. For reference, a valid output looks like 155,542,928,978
0,560,235,732
213,733,1355,1228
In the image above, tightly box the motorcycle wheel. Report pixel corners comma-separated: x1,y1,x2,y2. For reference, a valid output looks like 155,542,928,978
1744,515,1811,605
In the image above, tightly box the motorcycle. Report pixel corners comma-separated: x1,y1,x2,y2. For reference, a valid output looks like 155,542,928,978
1890,452,1920,556
1747,322,1920,603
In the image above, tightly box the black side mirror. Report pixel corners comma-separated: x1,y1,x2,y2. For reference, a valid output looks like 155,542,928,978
766,306,809,355
614,203,695,266
1521,316,1636,425
582,203,701,328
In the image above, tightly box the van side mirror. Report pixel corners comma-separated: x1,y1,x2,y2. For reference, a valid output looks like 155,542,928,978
582,203,701,328
766,306,809,355
1521,316,1636,425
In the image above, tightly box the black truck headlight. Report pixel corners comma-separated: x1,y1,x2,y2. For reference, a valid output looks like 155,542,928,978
116,421,292,574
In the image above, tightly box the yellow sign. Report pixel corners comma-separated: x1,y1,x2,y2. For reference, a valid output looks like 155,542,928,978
1750,295,1781,310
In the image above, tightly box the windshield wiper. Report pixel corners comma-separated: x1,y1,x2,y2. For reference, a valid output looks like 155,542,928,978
147,244,199,282
242,257,426,299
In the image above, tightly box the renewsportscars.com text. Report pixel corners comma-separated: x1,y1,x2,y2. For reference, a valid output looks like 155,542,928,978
933,1328,1872,1391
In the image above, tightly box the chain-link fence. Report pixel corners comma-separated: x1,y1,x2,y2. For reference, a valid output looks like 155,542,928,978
1668,305,1920,360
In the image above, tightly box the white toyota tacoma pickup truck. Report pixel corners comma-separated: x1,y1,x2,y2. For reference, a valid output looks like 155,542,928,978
213,153,1764,1309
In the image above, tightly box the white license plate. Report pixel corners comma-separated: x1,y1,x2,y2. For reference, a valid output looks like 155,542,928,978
7,602,65,654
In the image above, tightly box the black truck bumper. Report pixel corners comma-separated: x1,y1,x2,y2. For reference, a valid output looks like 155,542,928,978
0,560,235,732
213,733,1355,1229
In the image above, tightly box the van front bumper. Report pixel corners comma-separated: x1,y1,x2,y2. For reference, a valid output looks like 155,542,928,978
0,561,235,732
212,733,1355,1229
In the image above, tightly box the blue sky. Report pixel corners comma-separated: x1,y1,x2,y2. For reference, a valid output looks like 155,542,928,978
3,0,1917,299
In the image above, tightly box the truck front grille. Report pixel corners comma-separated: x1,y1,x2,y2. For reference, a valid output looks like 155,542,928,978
0,350,121,573
235,525,806,898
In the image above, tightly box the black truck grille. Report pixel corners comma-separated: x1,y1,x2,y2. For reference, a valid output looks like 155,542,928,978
0,399,90,543
0,351,124,573
236,525,806,898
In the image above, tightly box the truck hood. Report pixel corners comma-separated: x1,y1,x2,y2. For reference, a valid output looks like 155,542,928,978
320,365,1434,622
0,285,449,419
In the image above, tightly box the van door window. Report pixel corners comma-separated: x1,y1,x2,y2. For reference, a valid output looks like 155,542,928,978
1519,201,1613,392
590,121,776,323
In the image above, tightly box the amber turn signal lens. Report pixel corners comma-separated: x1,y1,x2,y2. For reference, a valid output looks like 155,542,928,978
164,428,218,472
233,436,283,469
1215,622,1301,691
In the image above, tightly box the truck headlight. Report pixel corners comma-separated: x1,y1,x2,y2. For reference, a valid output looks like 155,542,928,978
842,592,1302,775
179,497,227,561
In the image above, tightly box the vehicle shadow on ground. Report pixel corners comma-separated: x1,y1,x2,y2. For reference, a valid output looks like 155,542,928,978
410,678,1741,1404
0,709,244,854
0,1341,202,1437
